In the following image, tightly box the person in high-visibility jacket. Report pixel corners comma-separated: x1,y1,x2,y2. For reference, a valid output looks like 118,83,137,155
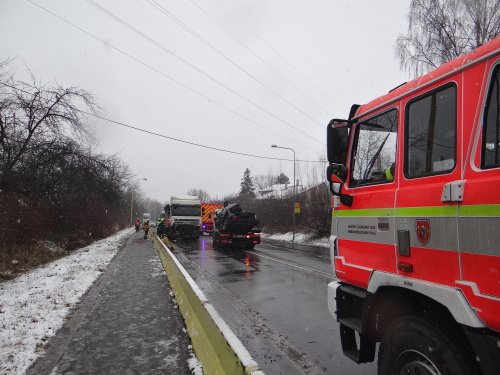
384,163,395,182
156,217,168,238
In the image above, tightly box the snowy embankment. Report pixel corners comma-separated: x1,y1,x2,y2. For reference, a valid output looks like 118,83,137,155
0,228,134,374
261,232,329,248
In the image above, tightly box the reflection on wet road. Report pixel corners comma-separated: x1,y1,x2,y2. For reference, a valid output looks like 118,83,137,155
171,236,376,375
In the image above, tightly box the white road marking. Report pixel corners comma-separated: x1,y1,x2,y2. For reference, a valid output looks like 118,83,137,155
245,251,336,279
261,242,330,260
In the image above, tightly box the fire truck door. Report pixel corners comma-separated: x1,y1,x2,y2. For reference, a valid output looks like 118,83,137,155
395,83,461,287
459,61,500,306
336,109,399,287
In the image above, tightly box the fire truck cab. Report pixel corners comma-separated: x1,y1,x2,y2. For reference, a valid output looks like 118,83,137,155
201,202,223,234
326,37,500,374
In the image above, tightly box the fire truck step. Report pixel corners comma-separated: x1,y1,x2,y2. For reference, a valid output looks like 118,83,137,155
339,284,369,299
339,322,375,364
339,317,362,332
344,348,363,363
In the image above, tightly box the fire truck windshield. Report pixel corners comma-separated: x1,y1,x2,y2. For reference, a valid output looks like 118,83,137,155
172,205,200,216
351,109,398,186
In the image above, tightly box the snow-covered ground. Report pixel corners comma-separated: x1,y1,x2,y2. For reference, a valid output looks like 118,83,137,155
187,345,203,375
0,228,133,374
261,232,329,248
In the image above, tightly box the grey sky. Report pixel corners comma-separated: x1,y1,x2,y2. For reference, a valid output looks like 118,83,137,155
1,0,410,202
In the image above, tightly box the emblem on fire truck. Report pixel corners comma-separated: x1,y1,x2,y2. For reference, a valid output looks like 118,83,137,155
416,219,431,246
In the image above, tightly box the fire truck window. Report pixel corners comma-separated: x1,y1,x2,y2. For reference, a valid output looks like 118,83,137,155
483,66,500,169
406,85,456,178
351,109,398,186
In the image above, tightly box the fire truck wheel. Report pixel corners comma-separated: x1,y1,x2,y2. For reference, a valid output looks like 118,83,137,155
378,315,477,375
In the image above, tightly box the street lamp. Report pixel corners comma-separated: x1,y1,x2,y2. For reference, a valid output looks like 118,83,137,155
130,177,147,225
271,144,296,242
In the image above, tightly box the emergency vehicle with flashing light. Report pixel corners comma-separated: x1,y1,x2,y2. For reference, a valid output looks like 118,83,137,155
326,37,500,375
200,202,223,234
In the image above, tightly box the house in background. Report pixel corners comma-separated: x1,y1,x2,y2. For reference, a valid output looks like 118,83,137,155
256,181,304,200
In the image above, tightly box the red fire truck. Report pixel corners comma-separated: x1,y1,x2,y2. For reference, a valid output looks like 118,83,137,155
201,202,223,234
326,37,500,374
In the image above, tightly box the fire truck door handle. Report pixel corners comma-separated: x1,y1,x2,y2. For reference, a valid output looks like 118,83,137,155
397,229,410,257
397,262,413,272
441,180,465,202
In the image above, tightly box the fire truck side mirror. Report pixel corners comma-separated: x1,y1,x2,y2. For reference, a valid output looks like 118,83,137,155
326,120,353,207
327,121,349,165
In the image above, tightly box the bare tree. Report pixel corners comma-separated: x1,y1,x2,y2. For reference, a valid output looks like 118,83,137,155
0,71,96,191
186,188,210,202
0,64,136,258
137,197,164,219
397,0,500,75
253,172,276,191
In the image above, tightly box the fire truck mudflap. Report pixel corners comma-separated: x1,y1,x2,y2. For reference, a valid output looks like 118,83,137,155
326,37,500,375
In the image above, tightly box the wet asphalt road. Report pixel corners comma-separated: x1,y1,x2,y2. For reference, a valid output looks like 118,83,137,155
172,235,377,375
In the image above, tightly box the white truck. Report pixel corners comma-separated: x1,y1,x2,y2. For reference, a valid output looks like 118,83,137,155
142,213,151,223
164,195,201,240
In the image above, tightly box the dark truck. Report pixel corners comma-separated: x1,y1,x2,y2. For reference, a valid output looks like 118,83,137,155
212,203,260,249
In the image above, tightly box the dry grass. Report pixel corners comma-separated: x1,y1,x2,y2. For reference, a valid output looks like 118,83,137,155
0,242,67,281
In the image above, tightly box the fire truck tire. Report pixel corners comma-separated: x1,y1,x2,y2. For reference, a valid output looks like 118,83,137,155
378,315,477,375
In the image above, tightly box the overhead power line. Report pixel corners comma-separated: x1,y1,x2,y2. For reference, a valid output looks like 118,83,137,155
25,0,318,152
84,0,323,144
255,32,336,108
1,81,326,163
145,0,326,125
83,111,326,163
187,0,331,116
212,0,336,109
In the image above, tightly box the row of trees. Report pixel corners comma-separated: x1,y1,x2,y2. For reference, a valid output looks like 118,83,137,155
187,165,329,236
0,64,148,275
240,167,330,236
186,170,291,205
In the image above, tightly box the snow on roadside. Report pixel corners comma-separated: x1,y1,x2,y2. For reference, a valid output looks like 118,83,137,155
260,232,329,248
0,228,134,374
187,345,203,375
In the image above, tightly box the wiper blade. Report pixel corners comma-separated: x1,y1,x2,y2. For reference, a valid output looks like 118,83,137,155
362,133,390,180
